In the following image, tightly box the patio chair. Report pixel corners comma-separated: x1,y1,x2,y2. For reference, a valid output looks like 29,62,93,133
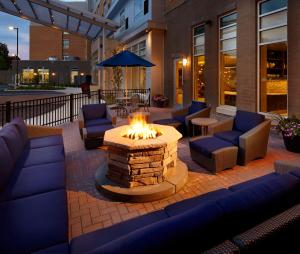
154,101,210,136
138,93,150,112
78,103,116,138
208,110,271,165
127,94,140,113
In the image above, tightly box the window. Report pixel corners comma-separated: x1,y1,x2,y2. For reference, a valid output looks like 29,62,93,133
127,40,147,89
63,39,70,49
219,12,237,106
193,25,205,102
258,0,287,114
37,68,49,83
120,10,125,31
22,68,34,84
71,69,78,84
134,0,143,17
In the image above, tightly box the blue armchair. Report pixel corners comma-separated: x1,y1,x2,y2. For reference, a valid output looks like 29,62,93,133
208,110,271,165
172,101,211,135
79,103,116,138
154,101,211,136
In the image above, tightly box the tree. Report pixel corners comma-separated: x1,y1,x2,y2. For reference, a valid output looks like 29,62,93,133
0,43,11,70
110,47,123,90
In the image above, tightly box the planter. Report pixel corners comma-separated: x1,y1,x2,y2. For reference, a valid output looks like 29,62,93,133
283,134,300,153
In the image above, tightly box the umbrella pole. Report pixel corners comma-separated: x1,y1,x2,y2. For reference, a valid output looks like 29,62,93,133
125,66,128,97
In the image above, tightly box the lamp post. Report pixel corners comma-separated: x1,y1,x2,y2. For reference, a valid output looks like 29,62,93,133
8,26,19,85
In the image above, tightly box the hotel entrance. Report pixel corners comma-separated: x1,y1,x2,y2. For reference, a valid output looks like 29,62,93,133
174,59,183,106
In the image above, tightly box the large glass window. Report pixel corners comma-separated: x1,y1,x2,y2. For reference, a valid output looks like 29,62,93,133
258,0,287,114
38,68,49,84
219,12,237,106
128,40,147,89
193,25,205,101
22,68,34,84
63,39,70,49
134,0,143,17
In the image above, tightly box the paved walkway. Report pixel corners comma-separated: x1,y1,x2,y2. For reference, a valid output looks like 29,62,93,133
62,108,300,239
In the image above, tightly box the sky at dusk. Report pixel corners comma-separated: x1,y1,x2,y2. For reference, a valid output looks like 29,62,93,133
0,1,87,60
0,12,30,60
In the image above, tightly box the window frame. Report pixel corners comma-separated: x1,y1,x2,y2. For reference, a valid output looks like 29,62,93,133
218,11,238,108
192,24,206,101
257,0,288,115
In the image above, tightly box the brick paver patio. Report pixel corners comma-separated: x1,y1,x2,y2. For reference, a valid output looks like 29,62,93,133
62,107,300,239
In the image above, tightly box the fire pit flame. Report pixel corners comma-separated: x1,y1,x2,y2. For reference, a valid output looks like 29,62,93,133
124,113,160,140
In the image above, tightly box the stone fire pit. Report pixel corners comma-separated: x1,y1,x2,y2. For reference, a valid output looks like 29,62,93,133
95,124,188,202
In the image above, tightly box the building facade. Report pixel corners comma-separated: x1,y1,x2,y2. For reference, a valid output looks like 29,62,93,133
21,0,93,85
92,0,165,97
163,0,299,117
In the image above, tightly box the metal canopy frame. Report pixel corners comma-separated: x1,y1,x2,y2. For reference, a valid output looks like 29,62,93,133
0,0,119,40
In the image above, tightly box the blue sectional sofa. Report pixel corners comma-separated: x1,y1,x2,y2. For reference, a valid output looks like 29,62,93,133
1,118,300,253
0,118,68,254
69,169,300,253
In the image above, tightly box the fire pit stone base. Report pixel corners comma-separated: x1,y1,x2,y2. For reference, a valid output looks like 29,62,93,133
107,141,177,188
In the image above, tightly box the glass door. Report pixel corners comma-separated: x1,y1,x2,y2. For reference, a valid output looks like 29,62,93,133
174,59,183,105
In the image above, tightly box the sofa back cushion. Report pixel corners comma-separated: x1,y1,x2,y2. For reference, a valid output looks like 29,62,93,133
217,173,300,236
11,117,28,146
188,101,206,115
233,110,265,133
82,104,107,121
0,137,15,190
89,202,226,254
0,123,24,162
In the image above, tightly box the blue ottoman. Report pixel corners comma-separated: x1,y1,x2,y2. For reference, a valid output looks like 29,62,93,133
189,136,238,173
83,125,114,149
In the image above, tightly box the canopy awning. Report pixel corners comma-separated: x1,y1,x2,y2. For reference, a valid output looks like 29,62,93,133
0,0,119,40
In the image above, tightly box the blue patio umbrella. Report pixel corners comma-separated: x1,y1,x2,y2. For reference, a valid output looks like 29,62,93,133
97,50,155,93
97,50,155,67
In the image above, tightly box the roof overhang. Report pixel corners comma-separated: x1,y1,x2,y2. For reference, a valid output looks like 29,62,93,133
0,0,119,40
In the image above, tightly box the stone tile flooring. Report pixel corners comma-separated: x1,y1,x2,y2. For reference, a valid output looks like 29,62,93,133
63,107,300,239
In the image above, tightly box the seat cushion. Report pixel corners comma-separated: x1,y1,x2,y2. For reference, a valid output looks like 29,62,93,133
86,125,114,138
0,190,68,254
32,243,69,254
71,210,168,254
153,118,181,126
214,130,243,146
233,110,265,133
87,202,225,254
82,104,107,120
165,188,232,216
10,117,28,146
0,137,15,190
17,145,65,168
85,118,112,127
288,168,300,179
217,173,300,236
0,162,65,202
230,173,279,191
188,101,206,115
0,123,24,162
189,137,234,158
173,115,186,124
26,135,63,149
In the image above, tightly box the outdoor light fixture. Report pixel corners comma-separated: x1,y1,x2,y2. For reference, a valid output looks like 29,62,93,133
8,26,14,31
80,73,84,76
52,72,56,76
182,58,188,67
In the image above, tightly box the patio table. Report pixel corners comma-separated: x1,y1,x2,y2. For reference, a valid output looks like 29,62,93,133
191,117,218,136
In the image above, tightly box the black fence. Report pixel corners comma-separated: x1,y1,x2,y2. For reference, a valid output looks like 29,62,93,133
0,89,150,127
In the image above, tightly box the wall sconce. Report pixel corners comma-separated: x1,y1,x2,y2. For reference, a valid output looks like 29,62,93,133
52,72,56,76
182,58,188,67
80,72,85,76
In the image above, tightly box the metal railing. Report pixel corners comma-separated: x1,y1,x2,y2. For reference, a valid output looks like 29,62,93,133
0,88,150,127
